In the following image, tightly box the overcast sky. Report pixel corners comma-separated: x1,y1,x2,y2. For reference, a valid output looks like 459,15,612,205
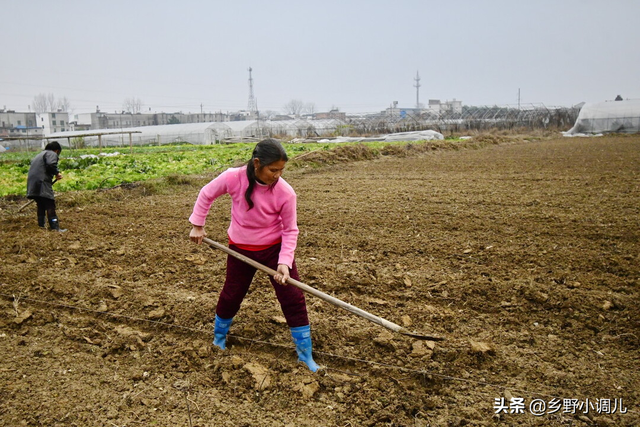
1,0,638,115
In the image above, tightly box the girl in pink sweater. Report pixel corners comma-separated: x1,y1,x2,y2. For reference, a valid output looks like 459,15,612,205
189,139,319,372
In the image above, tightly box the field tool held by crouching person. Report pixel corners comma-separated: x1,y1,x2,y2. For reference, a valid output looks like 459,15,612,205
202,238,444,341
18,179,58,212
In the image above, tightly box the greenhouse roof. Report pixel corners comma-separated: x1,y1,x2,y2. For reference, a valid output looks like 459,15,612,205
49,122,221,139
564,99,640,135
44,117,348,146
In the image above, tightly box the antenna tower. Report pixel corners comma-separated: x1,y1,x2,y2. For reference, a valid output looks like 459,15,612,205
247,67,257,113
414,71,421,109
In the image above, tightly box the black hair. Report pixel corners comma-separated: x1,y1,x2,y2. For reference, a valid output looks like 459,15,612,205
45,141,62,152
245,138,288,210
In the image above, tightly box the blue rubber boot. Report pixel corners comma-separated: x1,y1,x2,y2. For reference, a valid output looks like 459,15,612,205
290,325,320,372
213,314,233,350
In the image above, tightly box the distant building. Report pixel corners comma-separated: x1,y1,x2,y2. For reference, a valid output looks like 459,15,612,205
69,112,94,131
37,111,70,135
314,109,346,120
271,114,296,121
228,110,255,122
428,99,463,114
383,101,425,118
428,99,440,111
0,109,43,142
69,108,231,130
380,98,463,119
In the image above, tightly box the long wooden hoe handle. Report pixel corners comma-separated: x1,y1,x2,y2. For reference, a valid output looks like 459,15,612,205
202,237,443,341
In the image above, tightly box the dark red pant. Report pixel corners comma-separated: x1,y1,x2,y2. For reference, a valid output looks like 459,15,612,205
215,243,309,328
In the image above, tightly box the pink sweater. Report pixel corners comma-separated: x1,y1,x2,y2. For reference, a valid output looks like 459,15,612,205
189,165,299,268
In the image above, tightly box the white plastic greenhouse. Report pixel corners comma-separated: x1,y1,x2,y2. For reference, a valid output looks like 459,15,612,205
49,122,241,147
564,99,640,136
46,119,347,148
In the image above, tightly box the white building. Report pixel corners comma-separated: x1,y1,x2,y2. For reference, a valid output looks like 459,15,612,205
428,99,463,114
37,111,70,135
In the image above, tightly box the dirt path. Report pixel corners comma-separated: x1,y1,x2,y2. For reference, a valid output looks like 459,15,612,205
1,135,638,426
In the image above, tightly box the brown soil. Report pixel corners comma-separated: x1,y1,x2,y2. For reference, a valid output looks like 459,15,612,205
1,135,638,426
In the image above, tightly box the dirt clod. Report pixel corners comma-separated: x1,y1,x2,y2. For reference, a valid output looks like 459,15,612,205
1,135,638,426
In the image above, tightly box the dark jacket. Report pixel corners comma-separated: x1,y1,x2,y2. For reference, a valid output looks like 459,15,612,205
26,150,60,200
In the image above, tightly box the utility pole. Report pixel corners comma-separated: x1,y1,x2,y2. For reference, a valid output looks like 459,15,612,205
247,67,257,115
414,71,421,109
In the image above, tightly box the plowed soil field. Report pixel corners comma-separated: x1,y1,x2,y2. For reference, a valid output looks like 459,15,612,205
1,135,638,426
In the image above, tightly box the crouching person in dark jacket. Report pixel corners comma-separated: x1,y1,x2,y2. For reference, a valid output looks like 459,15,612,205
27,140,67,232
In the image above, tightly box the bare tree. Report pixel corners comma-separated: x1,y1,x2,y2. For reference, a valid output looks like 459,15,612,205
283,99,305,116
303,102,317,115
32,93,71,113
31,94,48,113
123,97,143,114
261,110,279,120
46,93,56,111
59,96,72,114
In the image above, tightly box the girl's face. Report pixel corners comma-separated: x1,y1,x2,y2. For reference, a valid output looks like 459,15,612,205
254,159,286,185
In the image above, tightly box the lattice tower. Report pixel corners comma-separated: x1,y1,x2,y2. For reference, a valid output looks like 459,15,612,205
414,71,421,109
247,67,257,113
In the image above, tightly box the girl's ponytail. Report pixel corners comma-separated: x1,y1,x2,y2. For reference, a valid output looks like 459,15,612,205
244,156,257,210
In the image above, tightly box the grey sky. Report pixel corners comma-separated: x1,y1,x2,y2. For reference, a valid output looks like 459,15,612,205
1,0,638,114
